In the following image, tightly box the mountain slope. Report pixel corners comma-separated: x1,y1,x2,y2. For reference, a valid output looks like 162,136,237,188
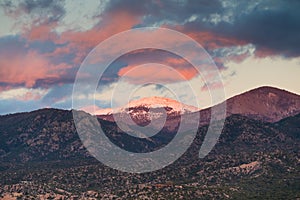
0,86,300,198
98,86,300,125
197,86,300,126
1,86,300,163
0,109,89,163
226,86,300,122
0,111,299,199
97,86,300,130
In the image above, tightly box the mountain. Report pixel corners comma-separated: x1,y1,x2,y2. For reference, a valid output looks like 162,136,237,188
0,112,299,199
1,86,299,163
0,109,88,163
0,86,299,199
97,96,199,115
97,96,199,127
185,86,298,127
226,86,300,122
97,86,300,129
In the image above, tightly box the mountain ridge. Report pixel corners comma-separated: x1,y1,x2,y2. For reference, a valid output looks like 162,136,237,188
1,86,299,120
96,86,300,130
225,86,300,122
0,86,299,199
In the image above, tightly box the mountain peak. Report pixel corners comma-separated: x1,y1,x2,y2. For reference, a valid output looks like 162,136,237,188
126,96,199,112
226,86,300,122
97,96,200,116
96,86,300,124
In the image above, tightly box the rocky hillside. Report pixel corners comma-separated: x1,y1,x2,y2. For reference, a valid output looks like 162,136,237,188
0,109,88,163
0,86,299,199
0,112,299,199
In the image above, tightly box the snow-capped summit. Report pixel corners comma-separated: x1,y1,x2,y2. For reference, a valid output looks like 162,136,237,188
125,96,199,113
96,96,200,116
96,96,199,127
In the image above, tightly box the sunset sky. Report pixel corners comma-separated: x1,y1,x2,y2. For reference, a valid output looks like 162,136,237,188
0,0,300,114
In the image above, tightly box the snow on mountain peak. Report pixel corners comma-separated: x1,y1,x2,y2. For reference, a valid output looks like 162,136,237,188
126,96,199,112
96,96,200,115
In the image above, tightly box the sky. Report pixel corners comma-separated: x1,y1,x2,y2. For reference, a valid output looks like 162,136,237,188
0,0,300,114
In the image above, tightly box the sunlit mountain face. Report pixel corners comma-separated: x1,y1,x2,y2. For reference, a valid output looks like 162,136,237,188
96,96,199,117
93,96,200,133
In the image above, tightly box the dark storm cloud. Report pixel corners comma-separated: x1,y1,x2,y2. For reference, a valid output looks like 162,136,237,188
185,0,300,56
146,0,222,24
231,2,300,57
105,0,300,57
196,0,300,57
106,0,222,24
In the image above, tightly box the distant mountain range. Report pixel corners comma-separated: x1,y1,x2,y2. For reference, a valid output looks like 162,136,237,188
97,86,300,122
97,86,300,131
0,86,299,199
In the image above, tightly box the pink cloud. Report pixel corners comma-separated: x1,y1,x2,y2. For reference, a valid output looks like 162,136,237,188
21,90,44,101
45,45,72,58
18,10,141,65
24,21,58,41
58,11,141,64
0,50,70,88
118,63,198,84
165,57,188,65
